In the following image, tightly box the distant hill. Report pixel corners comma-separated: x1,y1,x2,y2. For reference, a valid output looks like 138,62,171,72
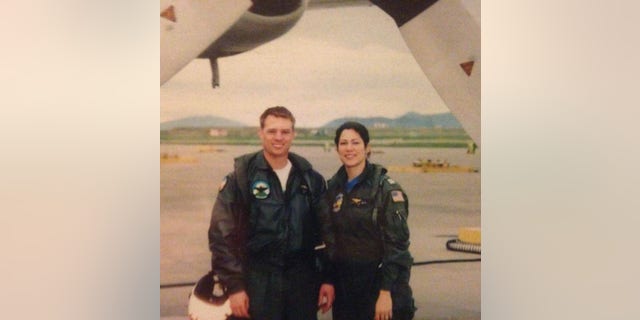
321,112,462,128
160,115,248,130
161,112,462,130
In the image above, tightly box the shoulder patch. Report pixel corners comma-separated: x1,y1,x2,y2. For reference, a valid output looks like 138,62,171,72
391,190,405,203
218,176,228,192
386,177,397,185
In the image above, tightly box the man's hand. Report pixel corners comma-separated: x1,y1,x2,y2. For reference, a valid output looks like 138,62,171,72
374,290,392,320
317,283,335,314
229,290,250,318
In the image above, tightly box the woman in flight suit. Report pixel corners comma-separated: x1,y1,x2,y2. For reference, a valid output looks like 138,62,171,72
326,121,416,320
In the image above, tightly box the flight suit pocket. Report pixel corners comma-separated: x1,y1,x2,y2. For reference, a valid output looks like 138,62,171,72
388,208,410,246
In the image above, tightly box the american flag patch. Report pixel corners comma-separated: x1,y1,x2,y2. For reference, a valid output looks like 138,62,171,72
391,190,404,202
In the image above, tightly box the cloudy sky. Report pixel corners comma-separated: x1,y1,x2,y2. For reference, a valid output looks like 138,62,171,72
160,5,449,128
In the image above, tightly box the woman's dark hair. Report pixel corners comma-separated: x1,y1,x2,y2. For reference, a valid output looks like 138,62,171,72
334,121,370,147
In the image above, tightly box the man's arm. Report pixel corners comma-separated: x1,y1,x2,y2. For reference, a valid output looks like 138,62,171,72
312,173,336,313
208,173,246,294
312,172,336,284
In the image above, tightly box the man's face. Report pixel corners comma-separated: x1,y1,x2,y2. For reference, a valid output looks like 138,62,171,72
259,115,295,158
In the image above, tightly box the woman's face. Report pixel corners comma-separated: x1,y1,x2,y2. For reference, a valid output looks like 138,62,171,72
337,129,369,169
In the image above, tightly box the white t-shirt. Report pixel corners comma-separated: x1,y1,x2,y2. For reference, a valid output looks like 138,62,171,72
273,160,292,192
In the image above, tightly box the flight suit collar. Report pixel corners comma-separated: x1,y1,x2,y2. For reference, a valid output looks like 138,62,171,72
334,161,385,190
252,151,313,172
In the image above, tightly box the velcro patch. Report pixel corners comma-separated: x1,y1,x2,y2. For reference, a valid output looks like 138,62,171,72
252,180,270,199
391,190,404,202
333,193,344,212
218,176,227,192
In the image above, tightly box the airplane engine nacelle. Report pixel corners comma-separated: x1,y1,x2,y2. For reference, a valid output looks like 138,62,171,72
199,0,308,87
201,0,307,57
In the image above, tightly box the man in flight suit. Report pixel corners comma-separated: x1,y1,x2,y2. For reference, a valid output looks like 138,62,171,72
208,106,335,319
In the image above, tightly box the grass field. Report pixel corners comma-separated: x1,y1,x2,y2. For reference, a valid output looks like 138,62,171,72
160,127,474,148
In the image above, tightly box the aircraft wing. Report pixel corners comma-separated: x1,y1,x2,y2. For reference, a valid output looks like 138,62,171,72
160,0,252,85
375,0,481,146
160,0,480,145
307,0,481,145
161,0,310,87
308,0,371,8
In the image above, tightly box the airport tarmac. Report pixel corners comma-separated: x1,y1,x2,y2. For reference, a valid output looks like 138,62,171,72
161,145,480,319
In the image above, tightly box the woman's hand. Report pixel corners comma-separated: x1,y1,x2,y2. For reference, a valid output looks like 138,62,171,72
374,290,392,320
317,283,335,314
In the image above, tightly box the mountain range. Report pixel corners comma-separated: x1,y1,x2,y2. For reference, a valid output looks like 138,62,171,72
160,112,461,130
160,115,248,130
320,112,461,128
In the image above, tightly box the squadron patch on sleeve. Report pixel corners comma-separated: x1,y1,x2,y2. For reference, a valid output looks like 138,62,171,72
218,176,228,192
386,178,397,185
391,190,405,203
